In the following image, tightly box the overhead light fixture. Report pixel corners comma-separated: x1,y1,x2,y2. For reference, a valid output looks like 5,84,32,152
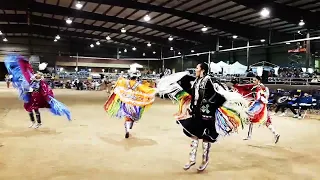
121,28,126,33
0,31,2,35
3,38,8,42
219,45,223,48
143,53,145,56
118,51,121,54
299,20,305,26
260,39,266,42
168,36,173,41
201,26,208,32
170,47,173,51
144,15,151,22
75,1,83,9
286,42,291,44
153,51,156,54
260,8,270,18
66,18,72,24
147,42,151,47
55,35,60,40
88,68,92,72
191,50,194,53
124,49,127,53
54,39,57,42
178,52,181,55
90,44,94,48
96,41,100,45
132,47,136,51
232,35,238,39
106,36,111,40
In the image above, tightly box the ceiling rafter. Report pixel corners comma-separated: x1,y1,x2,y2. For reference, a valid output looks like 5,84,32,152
27,2,215,44
231,0,320,30
3,35,156,57
32,15,194,49
1,24,162,51
2,14,195,49
82,0,271,39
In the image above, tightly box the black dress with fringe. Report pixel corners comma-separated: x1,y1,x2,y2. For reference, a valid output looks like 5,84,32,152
177,75,226,143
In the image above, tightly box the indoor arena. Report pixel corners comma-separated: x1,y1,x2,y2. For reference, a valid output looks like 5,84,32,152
1,0,320,179
0,82,320,180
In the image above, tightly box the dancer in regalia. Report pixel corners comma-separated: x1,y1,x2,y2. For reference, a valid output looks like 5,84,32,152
233,76,280,143
4,55,71,128
104,69,156,138
157,63,250,172
5,74,12,88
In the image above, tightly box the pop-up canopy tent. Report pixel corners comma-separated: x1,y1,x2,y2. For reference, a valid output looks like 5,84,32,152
130,63,143,68
129,63,143,72
216,61,229,68
228,61,247,74
210,61,247,75
216,61,230,75
250,61,279,76
210,62,222,73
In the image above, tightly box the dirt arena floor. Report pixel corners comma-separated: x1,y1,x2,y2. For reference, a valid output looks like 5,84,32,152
1,83,320,180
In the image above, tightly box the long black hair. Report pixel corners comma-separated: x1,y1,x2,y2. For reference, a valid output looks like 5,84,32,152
199,63,209,75
255,76,262,82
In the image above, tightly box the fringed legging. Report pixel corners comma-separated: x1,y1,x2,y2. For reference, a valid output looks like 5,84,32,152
247,113,278,138
124,117,134,132
28,109,41,124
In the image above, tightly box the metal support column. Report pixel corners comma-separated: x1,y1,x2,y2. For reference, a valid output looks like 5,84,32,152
246,40,250,70
161,47,164,72
181,55,184,71
215,37,220,63
306,32,311,68
76,52,79,72
27,2,33,56
116,48,120,59
230,40,234,63
208,51,211,65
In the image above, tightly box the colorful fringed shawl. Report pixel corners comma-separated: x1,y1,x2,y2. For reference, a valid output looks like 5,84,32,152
157,72,250,137
234,84,268,125
4,54,71,121
104,78,156,121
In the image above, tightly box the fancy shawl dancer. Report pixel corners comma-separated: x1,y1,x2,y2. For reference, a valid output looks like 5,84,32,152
157,63,250,172
4,55,71,129
233,76,280,143
104,69,156,138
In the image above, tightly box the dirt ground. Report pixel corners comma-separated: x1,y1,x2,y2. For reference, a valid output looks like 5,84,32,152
0,83,320,180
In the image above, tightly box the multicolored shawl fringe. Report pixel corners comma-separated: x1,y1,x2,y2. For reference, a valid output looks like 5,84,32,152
169,83,250,136
215,106,245,136
247,101,268,125
4,54,33,103
104,78,155,121
4,54,72,121
104,93,147,121
48,96,72,121
173,91,192,120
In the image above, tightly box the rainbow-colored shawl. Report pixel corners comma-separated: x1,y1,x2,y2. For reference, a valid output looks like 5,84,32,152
104,78,156,121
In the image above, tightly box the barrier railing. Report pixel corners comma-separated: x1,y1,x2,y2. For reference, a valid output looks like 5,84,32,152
218,76,320,85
